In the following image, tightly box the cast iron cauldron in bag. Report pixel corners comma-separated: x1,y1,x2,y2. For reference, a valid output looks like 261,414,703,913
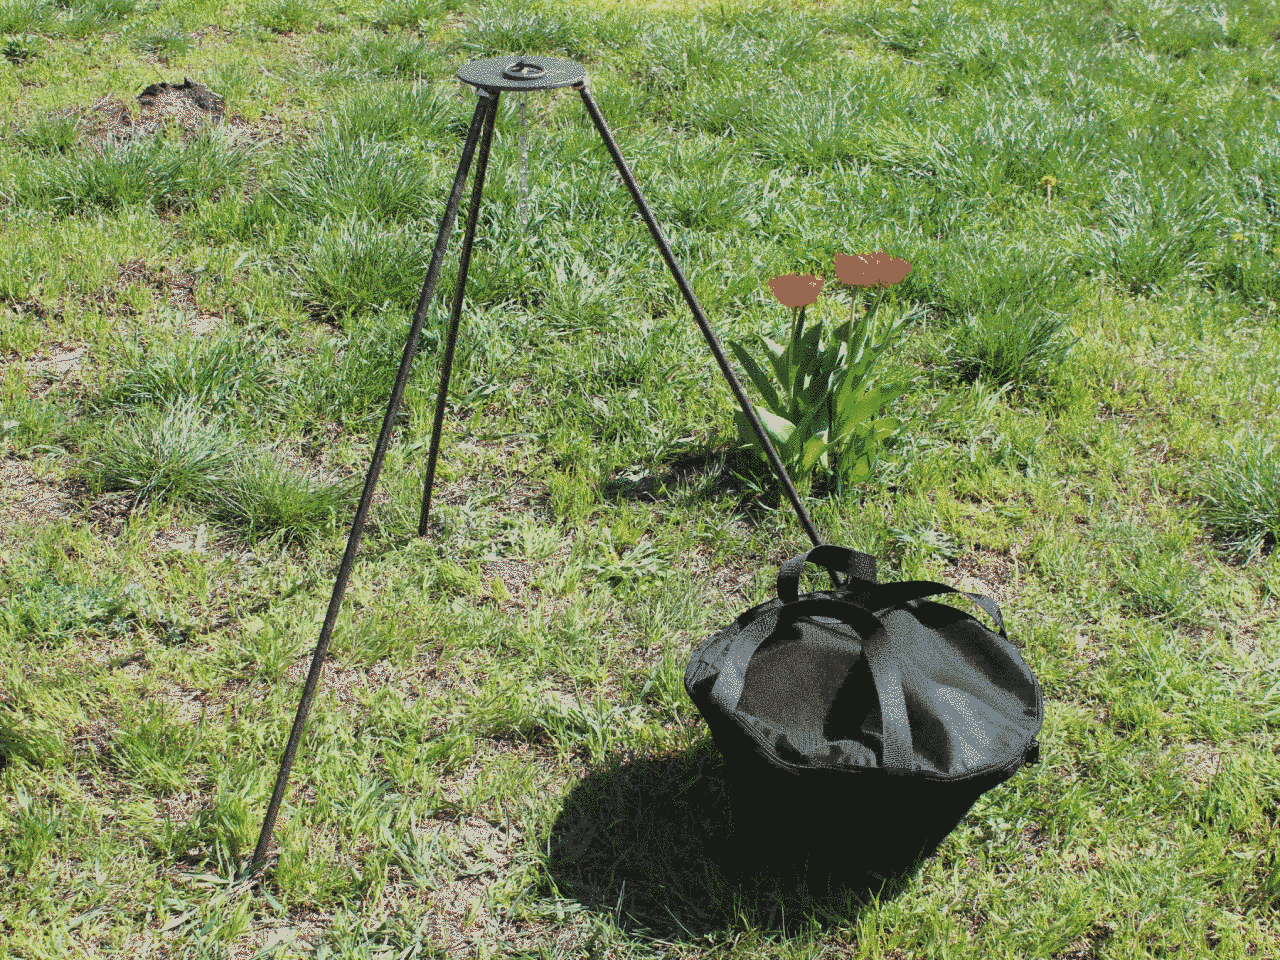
685,545,1043,885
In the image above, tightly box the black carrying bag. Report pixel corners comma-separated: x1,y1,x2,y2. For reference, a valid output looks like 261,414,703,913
685,544,1044,885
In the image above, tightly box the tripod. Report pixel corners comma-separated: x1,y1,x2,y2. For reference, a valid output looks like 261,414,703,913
250,55,825,871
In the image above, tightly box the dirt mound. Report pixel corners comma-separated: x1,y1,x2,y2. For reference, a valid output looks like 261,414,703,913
81,78,227,150
137,78,225,118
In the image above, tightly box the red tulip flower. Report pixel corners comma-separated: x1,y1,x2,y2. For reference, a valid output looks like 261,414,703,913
767,273,825,308
833,252,912,288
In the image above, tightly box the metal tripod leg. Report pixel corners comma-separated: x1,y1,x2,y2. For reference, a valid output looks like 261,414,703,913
248,90,500,874
417,93,504,534
573,83,825,551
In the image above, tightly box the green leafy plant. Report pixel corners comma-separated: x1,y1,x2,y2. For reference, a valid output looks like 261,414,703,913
2,32,39,64
728,251,914,490
1,579,129,648
584,528,674,585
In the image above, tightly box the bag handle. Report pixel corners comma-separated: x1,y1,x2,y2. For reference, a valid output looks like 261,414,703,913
777,546,1007,639
776,545,877,604
708,596,914,773
840,578,1008,640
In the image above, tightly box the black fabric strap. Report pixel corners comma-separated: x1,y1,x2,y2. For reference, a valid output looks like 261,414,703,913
707,597,914,773
840,579,1007,639
777,545,878,605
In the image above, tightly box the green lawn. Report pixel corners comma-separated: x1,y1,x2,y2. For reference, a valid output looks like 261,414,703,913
3,0,1280,956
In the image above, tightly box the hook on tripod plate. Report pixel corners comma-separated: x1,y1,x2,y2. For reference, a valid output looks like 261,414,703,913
503,59,546,81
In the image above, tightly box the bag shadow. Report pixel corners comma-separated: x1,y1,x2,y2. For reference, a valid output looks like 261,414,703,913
540,740,932,940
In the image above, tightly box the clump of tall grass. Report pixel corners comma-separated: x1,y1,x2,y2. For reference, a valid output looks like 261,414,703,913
929,244,1081,387
286,312,429,426
299,217,432,320
182,189,285,245
0,0,53,35
320,29,435,79
10,111,80,153
329,81,460,145
132,23,192,62
254,0,319,34
82,399,357,542
946,306,1074,388
452,0,593,63
208,453,357,545
83,400,238,504
1196,435,1280,558
17,129,254,215
1076,164,1220,298
95,329,279,414
269,135,437,224
1116,541,1205,623
366,0,451,30
1205,231,1280,307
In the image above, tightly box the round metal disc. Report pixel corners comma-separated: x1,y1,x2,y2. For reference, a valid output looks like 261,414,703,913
455,55,587,92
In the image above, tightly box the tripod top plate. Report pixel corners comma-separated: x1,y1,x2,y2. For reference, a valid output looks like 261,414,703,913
456,55,587,92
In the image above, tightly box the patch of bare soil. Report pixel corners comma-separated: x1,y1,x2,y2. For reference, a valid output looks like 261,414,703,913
481,556,538,611
1017,821,1052,869
945,548,1015,605
0,457,78,542
0,455,228,549
1073,629,1110,666
13,342,87,399
113,257,199,311
1182,740,1224,787
151,680,222,728
93,256,225,332
705,560,761,606
80,79,224,151
413,815,528,956
69,77,282,154
431,433,551,513
224,814,571,959
2,298,50,322
697,528,767,607
71,716,116,761
223,907,341,960
82,490,135,537
23,344,85,378
283,656,397,710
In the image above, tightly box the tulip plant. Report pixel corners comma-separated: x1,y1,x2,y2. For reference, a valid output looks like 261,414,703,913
728,251,914,491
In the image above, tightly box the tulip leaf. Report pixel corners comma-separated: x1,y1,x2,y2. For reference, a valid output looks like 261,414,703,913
728,339,782,416
760,336,791,392
801,434,830,472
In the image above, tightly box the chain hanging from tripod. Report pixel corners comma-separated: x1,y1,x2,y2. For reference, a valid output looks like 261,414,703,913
516,92,532,229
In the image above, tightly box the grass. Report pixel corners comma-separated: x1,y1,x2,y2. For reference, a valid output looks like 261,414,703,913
1198,435,1280,558
269,134,442,224
94,326,280,413
2,0,1280,956
82,399,239,503
299,215,435,319
208,451,358,545
16,128,255,216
